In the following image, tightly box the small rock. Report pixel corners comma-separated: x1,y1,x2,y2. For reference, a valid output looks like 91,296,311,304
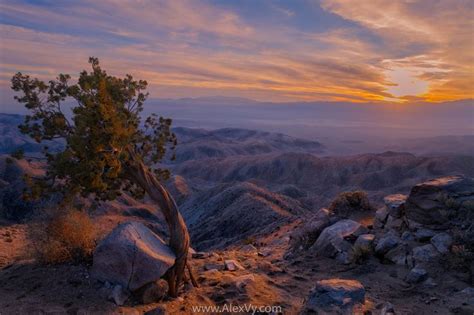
234,274,255,292
413,244,440,262
431,232,453,254
405,266,428,284
384,194,407,218
257,247,272,257
354,234,375,250
192,252,210,259
380,302,395,315
108,285,129,306
144,306,166,315
135,279,168,304
240,244,258,255
375,231,399,255
415,228,436,242
224,259,245,271
385,215,404,230
304,278,365,313
385,244,413,266
375,207,389,227
204,263,224,271
401,231,414,241
421,277,438,288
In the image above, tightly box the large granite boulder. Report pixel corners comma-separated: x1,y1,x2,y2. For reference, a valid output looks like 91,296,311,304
92,222,176,292
304,279,365,313
310,219,367,264
404,176,474,225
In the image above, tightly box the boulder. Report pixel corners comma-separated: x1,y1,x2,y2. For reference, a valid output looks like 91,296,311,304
310,220,366,262
431,232,453,254
304,279,365,313
412,244,440,263
405,176,474,225
405,266,428,284
384,194,407,218
375,231,400,256
233,274,255,292
92,222,176,292
380,302,395,315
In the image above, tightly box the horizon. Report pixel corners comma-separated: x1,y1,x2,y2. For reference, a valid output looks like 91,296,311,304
1,0,474,109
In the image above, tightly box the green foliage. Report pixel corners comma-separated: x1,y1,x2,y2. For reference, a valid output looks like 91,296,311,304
11,57,177,202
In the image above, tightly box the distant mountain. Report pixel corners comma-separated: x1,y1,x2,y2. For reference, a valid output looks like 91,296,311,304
172,127,324,162
175,151,474,208
0,113,62,154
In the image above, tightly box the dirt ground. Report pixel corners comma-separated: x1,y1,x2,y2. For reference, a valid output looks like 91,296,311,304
0,216,472,315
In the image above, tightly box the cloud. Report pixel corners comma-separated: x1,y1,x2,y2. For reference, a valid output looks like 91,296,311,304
0,0,472,106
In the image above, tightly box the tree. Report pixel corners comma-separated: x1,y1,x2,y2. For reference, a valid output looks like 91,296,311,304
11,57,197,297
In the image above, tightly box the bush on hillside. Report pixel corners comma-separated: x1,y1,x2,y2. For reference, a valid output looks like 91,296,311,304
329,190,373,218
30,209,97,264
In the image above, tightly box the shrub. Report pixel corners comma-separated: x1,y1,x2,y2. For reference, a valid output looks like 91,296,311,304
31,209,97,264
329,191,373,218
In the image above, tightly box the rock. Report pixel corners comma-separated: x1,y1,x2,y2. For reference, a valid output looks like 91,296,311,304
258,247,272,257
144,306,166,315
224,259,245,271
310,220,364,262
234,274,255,292
380,302,395,315
385,215,404,230
375,231,400,255
290,208,331,250
240,244,258,254
405,266,428,284
192,252,210,259
413,244,440,263
304,279,365,313
431,232,453,254
204,263,224,271
405,175,474,225
374,207,389,228
421,277,438,288
458,287,474,305
92,222,176,291
354,234,375,250
108,284,130,306
385,244,413,266
401,231,415,241
135,279,168,304
384,194,407,218
415,228,436,242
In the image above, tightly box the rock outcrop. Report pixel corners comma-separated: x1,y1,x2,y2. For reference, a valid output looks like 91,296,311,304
404,175,474,225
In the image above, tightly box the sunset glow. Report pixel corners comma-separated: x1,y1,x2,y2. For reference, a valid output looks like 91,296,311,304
0,0,473,103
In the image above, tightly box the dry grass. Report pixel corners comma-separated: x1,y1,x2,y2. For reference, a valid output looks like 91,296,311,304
30,209,97,264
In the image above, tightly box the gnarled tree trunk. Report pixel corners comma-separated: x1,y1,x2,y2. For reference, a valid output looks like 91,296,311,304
125,154,195,297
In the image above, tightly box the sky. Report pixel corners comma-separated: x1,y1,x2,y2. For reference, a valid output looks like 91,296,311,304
0,0,473,107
